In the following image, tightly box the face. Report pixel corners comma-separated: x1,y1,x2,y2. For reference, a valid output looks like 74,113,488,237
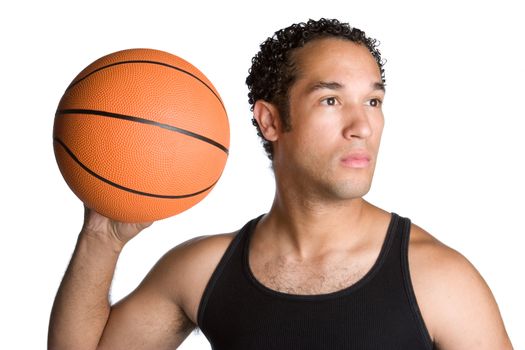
271,38,385,201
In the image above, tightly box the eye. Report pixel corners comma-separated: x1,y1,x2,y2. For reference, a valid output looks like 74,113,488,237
321,97,338,106
367,98,383,107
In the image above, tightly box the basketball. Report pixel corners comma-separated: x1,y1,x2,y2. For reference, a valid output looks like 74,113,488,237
53,48,229,222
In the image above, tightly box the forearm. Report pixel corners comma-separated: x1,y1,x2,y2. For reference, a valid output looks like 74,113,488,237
48,230,124,350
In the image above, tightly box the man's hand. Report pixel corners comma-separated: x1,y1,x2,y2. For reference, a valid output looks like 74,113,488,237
81,206,153,250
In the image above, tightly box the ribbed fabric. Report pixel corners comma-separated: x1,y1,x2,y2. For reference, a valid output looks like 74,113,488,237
198,213,434,349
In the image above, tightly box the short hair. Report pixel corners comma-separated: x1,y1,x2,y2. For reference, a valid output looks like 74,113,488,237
246,18,386,160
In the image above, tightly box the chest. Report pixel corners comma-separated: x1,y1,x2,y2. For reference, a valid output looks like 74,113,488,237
249,253,376,295
201,244,432,350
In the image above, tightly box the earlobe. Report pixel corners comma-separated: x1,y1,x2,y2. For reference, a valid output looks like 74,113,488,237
253,100,281,142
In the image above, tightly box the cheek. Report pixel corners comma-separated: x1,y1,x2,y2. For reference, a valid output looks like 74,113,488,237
364,113,384,156
292,116,339,147
372,113,385,139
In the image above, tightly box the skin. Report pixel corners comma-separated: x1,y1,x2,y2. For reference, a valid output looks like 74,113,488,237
48,37,513,350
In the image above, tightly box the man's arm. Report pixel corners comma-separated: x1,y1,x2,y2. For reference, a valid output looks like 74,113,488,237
48,208,193,350
96,246,196,349
409,225,513,350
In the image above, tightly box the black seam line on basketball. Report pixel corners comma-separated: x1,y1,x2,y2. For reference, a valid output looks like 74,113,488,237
65,60,225,112
53,137,218,199
56,109,229,155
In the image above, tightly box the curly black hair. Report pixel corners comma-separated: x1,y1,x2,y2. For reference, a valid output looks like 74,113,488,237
246,18,386,160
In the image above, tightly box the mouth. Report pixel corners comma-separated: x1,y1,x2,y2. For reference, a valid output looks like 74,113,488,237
340,152,371,168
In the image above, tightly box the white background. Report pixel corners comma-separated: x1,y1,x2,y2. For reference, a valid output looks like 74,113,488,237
1,0,523,348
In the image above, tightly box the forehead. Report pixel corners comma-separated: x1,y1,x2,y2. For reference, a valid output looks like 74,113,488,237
291,37,382,82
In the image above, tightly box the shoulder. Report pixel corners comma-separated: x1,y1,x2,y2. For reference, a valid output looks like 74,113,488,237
407,223,512,349
164,231,238,268
148,231,239,324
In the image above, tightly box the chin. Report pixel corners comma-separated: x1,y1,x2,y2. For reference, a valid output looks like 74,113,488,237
327,179,372,200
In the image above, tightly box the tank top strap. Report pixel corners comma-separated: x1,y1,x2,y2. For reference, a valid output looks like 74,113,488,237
383,212,407,266
373,213,433,348
397,214,435,348
197,214,264,327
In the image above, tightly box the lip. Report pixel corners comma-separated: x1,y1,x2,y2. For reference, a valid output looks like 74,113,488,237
341,152,371,168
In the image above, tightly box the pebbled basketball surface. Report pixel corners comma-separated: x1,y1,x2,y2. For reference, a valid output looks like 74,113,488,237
53,49,230,222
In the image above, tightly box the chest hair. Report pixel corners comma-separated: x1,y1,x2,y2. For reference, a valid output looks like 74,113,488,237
250,255,373,295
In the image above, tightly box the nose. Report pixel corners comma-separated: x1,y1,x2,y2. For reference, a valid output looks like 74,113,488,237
342,105,372,140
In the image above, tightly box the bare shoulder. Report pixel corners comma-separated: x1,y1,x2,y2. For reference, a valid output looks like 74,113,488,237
164,231,237,268
407,223,513,350
156,231,238,323
137,232,237,325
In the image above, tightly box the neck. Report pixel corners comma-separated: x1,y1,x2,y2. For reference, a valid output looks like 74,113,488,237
258,186,376,259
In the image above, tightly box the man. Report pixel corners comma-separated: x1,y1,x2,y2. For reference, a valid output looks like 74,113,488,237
48,18,513,349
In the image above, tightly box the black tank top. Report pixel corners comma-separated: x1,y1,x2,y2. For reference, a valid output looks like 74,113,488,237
197,213,434,349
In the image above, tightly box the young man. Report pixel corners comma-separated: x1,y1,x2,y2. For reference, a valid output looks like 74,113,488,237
48,19,513,349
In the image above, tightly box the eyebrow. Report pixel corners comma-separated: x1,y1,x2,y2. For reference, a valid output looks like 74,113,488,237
373,81,386,92
307,80,386,93
308,81,344,92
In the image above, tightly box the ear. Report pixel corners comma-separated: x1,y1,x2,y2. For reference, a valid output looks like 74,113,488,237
253,100,282,141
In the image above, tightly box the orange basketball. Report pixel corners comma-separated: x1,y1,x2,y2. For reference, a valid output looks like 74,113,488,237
53,48,229,222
